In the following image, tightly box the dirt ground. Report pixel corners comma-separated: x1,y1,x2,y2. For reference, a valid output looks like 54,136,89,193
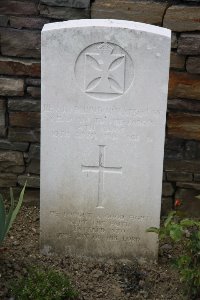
0,206,186,300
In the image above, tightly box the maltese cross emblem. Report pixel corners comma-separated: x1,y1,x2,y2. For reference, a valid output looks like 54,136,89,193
84,43,125,95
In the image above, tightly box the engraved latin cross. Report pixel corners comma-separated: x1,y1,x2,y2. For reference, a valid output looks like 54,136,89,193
81,145,122,208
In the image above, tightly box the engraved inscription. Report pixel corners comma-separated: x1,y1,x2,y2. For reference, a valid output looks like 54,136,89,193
85,43,125,94
42,104,165,142
75,42,134,101
49,211,150,244
82,145,122,208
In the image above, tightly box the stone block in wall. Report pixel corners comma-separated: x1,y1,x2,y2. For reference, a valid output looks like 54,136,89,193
0,1,38,15
9,112,40,128
161,197,173,216
18,174,40,188
0,128,7,138
165,138,185,152
0,15,8,26
175,188,200,218
0,173,17,187
0,57,41,77
167,172,193,182
28,144,40,161
26,160,40,174
171,33,177,49
0,29,41,58
8,99,40,112
176,182,200,190
167,112,200,140
164,149,184,160
3,165,25,174
10,16,50,30
185,141,197,159
168,99,200,113
26,79,41,86
0,98,6,135
162,182,174,197
178,33,200,56
164,138,184,159
194,173,200,181
91,0,168,25
0,150,24,173
0,78,24,96
40,0,90,8
169,71,200,100
8,128,40,142
170,52,185,70
0,186,40,206
23,189,40,206
0,139,29,151
164,159,200,173
163,172,166,181
197,143,200,159
27,87,41,98
186,57,200,74
26,144,40,174
163,5,200,32
39,4,90,19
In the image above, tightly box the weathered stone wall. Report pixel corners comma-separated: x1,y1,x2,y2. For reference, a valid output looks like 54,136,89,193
0,0,200,214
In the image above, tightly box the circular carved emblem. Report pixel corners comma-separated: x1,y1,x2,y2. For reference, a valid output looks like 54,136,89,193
74,42,134,101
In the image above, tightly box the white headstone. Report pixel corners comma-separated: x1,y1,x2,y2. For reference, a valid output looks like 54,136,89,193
41,19,171,259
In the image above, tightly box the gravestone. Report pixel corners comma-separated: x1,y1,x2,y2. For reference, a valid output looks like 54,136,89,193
41,19,171,259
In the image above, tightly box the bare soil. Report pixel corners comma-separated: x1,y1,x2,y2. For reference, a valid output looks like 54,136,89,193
0,206,186,300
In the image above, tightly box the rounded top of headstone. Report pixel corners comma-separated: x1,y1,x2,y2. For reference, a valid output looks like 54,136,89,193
42,19,171,38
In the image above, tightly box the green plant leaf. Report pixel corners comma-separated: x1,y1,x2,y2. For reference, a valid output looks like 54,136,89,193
195,195,200,200
0,194,6,245
164,211,176,228
6,182,26,235
169,224,183,241
146,227,159,234
4,188,15,235
10,267,78,300
180,219,196,227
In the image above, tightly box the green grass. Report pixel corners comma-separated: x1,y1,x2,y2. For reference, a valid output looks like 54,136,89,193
10,267,78,300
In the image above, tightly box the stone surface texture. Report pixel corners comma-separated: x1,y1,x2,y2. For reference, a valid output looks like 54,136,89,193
0,29,41,58
9,112,40,128
163,5,200,32
41,19,171,259
0,0,199,217
9,16,50,30
8,99,40,112
168,113,200,140
0,1,38,15
171,33,177,49
186,57,200,74
27,86,41,98
40,0,90,8
178,33,200,55
169,71,200,100
8,128,40,143
170,52,185,70
0,78,24,96
18,174,40,188
0,56,41,77
168,98,200,112
39,5,90,19
91,0,168,25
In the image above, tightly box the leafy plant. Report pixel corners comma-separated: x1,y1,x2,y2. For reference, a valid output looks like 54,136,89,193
10,267,78,300
0,183,26,247
147,211,200,299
